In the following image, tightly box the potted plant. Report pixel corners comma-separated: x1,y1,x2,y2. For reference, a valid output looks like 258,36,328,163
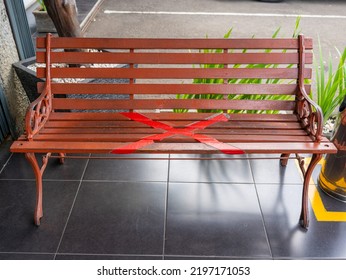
318,95,346,201
32,0,57,33
314,42,346,138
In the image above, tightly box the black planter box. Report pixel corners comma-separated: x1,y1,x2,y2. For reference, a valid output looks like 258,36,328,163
12,56,43,103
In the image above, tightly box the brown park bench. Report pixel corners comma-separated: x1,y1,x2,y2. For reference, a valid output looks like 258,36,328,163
10,34,337,229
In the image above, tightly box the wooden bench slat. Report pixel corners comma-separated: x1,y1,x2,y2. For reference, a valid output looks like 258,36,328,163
50,83,311,95
40,127,307,136
33,133,314,143
36,51,313,65
48,112,299,122
38,67,312,80
52,98,296,111
37,37,313,50
45,119,301,129
11,141,334,155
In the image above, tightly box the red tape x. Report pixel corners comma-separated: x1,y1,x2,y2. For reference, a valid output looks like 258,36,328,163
111,112,244,154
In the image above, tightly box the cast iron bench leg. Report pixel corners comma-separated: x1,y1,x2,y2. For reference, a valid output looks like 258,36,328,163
25,153,50,226
299,153,322,229
280,153,290,166
59,153,66,164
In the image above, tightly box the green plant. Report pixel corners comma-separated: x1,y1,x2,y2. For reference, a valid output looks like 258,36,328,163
175,17,302,113
314,40,346,123
37,0,47,11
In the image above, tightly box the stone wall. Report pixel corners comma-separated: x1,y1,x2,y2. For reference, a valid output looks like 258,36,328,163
0,0,29,136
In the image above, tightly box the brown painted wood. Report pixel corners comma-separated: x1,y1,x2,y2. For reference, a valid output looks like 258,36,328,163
36,37,313,50
37,67,313,80
36,51,314,65
32,133,314,143
50,83,312,96
44,119,302,129
52,98,296,111
11,141,335,154
40,127,307,136
48,112,299,122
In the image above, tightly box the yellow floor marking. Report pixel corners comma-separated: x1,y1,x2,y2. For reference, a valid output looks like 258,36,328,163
298,158,346,222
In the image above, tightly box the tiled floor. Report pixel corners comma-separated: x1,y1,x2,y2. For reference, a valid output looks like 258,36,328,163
1,138,346,260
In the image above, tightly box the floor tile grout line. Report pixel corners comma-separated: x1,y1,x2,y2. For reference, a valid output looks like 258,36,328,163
0,251,54,255
161,180,254,185
0,153,13,175
53,158,90,260
163,254,272,260
0,178,36,181
162,155,171,257
54,252,163,257
0,178,305,185
80,179,168,183
249,159,273,259
0,178,169,183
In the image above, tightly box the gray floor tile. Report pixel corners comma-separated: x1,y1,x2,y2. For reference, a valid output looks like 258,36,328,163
58,181,166,255
165,182,271,258
0,180,79,253
169,155,253,183
0,253,54,260
0,139,11,170
250,155,303,185
164,255,268,260
55,254,162,260
1,144,345,259
0,153,32,179
256,183,346,259
0,153,88,181
84,157,168,181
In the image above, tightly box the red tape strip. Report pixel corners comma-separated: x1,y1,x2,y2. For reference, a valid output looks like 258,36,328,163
111,113,244,154
192,134,244,155
121,112,172,130
112,139,154,154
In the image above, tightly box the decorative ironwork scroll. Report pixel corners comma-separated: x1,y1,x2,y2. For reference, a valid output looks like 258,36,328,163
25,87,52,140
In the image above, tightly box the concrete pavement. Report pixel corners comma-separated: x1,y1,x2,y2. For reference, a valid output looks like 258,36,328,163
85,0,345,55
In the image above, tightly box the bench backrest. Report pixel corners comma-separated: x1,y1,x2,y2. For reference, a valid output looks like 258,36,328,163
36,34,313,114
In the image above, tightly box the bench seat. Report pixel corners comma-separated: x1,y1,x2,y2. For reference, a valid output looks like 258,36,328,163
12,112,334,154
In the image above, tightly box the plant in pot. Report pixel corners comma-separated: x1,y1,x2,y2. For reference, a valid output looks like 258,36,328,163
314,42,346,138
32,0,57,33
318,95,346,201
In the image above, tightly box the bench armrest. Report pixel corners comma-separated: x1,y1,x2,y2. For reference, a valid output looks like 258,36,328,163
297,85,323,142
25,83,52,140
